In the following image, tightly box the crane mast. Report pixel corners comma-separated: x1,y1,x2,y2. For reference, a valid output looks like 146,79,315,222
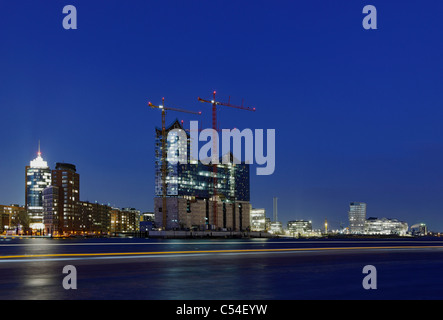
148,98,201,230
197,91,255,230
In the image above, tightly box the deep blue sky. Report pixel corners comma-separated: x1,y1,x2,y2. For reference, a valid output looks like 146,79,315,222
1,0,443,231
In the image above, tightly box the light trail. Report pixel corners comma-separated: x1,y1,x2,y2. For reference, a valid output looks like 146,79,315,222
1,240,443,247
0,245,442,262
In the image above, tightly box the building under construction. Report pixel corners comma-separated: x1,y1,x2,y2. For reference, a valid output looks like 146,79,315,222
153,120,251,231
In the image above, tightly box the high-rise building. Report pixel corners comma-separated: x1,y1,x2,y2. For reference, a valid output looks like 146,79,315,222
49,163,80,234
42,186,60,235
348,202,367,234
25,146,52,230
154,120,251,231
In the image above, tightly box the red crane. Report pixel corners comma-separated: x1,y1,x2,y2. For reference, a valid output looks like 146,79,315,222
149,98,201,230
197,91,255,230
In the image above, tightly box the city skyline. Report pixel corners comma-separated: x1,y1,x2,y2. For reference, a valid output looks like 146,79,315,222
1,1,443,231
0,140,430,232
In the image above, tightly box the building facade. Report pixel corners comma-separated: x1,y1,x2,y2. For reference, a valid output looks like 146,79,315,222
269,221,283,234
78,201,111,235
250,208,266,232
287,220,313,236
364,217,408,236
50,163,80,234
26,150,52,230
410,223,427,236
0,204,27,234
111,207,140,233
42,186,60,235
348,202,367,234
38,159,141,236
154,120,251,231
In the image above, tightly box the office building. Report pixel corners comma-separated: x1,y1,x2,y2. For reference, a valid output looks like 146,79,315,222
410,223,427,236
43,163,80,235
265,217,272,231
250,208,266,232
42,186,60,235
0,204,27,234
364,217,408,236
141,212,155,222
25,147,52,230
348,202,367,234
287,220,313,236
111,207,140,233
154,120,251,230
78,201,111,235
140,212,155,232
270,221,283,234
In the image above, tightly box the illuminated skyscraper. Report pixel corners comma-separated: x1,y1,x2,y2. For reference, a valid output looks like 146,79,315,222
25,144,52,230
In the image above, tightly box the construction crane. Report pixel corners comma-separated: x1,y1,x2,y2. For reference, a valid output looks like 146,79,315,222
197,91,255,230
148,97,201,230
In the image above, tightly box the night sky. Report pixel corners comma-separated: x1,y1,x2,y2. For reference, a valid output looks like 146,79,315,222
1,0,443,231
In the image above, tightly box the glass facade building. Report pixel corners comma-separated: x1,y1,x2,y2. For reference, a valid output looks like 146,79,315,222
348,202,367,234
364,217,408,236
250,208,266,231
155,120,250,202
25,151,52,229
154,120,251,230
287,220,313,235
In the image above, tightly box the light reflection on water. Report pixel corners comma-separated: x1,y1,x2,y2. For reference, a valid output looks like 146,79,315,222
1,238,443,299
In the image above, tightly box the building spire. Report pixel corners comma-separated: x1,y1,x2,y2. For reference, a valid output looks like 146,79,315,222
30,141,48,168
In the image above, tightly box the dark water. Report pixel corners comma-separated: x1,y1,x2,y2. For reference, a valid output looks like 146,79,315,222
0,237,442,299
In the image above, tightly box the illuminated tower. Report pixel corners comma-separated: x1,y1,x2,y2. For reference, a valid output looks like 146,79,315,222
25,143,52,230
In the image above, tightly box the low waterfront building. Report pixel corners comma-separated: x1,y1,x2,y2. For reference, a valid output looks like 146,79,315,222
78,201,111,235
265,217,271,231
410,223,427,236
364,217,408,236
250,208,266,232
111,207,140,233
140,212,155,232
269,221,283,234
287,220,312,236
0,204,27,234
